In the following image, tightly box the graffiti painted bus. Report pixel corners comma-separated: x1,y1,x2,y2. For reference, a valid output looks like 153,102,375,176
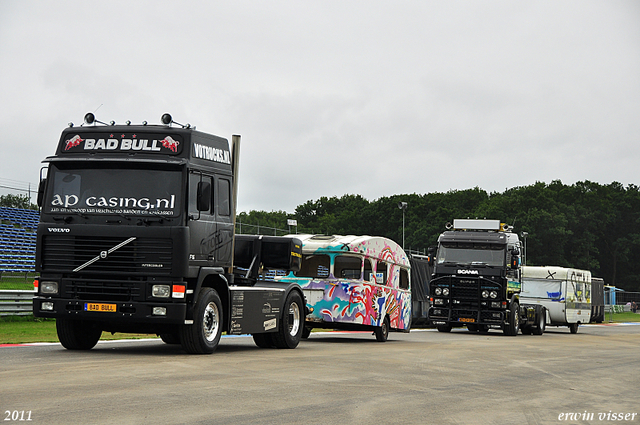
277,235,411,342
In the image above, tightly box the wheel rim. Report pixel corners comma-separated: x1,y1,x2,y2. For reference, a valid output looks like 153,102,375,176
203,302,220,342
288,302,301,337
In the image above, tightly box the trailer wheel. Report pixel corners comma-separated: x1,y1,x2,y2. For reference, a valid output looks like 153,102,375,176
56,318,102,350
533,308,546,335
504,302,520,336
436,324,452,333
159,333,181,344
180,287,223,354
374,316,390,342
252,333,275,348
569,322,579,334
272,290,304,349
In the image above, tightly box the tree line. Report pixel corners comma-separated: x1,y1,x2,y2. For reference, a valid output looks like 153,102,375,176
239,180,640,292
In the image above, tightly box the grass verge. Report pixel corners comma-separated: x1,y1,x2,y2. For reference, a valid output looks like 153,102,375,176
0,315,157,344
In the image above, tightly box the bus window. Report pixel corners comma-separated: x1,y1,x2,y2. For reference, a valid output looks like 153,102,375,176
296,254,330,278
334,255,362,279
376,260,388,285
399,268,409,290
364,258,374,282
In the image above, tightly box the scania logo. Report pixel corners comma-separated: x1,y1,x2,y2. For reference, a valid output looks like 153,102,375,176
457,269,479,275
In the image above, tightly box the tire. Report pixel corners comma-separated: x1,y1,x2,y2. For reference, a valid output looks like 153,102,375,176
159,333,181,344
533,308,546,335
467,324,478,332
569,322,579,334
252,333,275,348
56,318,102,350
436,324,452,333
521,326,532,335
374,316,390,342
272,290,304,349
504,302,520,336
301,326,312,339
180,287,223,354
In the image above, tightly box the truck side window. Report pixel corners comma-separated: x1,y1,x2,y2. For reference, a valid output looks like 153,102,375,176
189,174,213,214
218,178,231,216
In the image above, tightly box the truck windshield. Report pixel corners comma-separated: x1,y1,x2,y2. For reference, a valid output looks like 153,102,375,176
44,164,182,217
437,243,505,267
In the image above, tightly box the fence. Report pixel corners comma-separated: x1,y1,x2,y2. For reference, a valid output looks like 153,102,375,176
0,289,36,316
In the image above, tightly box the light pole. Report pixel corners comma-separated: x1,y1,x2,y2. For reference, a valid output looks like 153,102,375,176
398,202,407,249
520,231,528,265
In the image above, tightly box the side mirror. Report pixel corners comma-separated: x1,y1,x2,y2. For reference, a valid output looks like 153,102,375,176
37,179,47,207
197,181,211,211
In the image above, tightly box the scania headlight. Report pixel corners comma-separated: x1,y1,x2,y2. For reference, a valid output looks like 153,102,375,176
442,288,449,296
481,290,489,298
434,299,444,305
40,281,59,295
490,291,498,299
152,285,171,298
435,287,442,295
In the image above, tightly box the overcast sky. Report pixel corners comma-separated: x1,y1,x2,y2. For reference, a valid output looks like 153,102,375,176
1,1,638,213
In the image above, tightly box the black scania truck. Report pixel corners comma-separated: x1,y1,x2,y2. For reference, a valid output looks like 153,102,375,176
33,113,305,354
428,219,545,336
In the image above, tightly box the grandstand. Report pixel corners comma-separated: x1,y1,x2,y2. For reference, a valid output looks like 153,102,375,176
0,207,38,274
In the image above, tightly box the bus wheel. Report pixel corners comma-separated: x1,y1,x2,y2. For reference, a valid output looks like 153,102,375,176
375,316,390,342
57,318,102,350
180,287,223,354
273,290,304,349
569,323,579,334
533,308,546,335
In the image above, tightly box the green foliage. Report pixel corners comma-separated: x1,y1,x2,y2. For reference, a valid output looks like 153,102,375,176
241,180,640,292
0,194,37,210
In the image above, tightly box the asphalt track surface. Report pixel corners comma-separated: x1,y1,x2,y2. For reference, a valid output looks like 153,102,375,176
1,323,639,425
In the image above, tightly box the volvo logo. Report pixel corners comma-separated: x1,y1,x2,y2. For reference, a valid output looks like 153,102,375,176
457,269,479,275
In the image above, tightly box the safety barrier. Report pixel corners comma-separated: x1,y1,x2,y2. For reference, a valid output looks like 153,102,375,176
0,290,36,316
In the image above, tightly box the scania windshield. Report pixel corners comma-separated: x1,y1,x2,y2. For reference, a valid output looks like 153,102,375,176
437,243,505,267
44,163,182,218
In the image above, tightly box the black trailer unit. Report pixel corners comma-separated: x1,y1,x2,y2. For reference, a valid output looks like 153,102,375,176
590,277,605,323
33,113,305,354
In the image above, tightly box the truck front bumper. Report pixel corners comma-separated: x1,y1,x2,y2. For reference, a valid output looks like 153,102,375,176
428,307,505,326
33,297,187,325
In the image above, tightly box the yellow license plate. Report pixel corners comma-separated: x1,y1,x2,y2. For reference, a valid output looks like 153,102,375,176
85,303,117,313
459,317,475,323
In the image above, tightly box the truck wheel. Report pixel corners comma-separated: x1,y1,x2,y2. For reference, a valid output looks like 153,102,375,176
436,324,452,333
504,302,520,336
180,287,223,354
159,333,181,344
569,323,579,334
533,308,546,335
467,324,478,332
302,326,312,339
252,333,275,348
56,318,102,350
272,290,304,349
374,316,390,342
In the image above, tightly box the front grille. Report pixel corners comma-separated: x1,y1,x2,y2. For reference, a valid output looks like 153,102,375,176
63,277,142,302
42,235,172,276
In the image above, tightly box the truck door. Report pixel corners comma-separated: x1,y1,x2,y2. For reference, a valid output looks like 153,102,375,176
188,173,218,265
214,176,233,265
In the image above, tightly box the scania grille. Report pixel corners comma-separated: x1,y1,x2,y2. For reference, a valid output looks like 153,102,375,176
63,278,142,302
42,235,172,275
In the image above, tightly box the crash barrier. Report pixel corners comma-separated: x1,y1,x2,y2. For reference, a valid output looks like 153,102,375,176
0,290,36,316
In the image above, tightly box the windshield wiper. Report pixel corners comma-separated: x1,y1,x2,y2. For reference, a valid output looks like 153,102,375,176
53,211,88,223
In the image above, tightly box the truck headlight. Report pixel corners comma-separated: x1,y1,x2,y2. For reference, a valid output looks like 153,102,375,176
152,285,171,298
40,281,59,294
442,288,449,296
490,291,498,299
482,290,489,298
434,288,442,295
152,306,167,316
434,299,444,305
